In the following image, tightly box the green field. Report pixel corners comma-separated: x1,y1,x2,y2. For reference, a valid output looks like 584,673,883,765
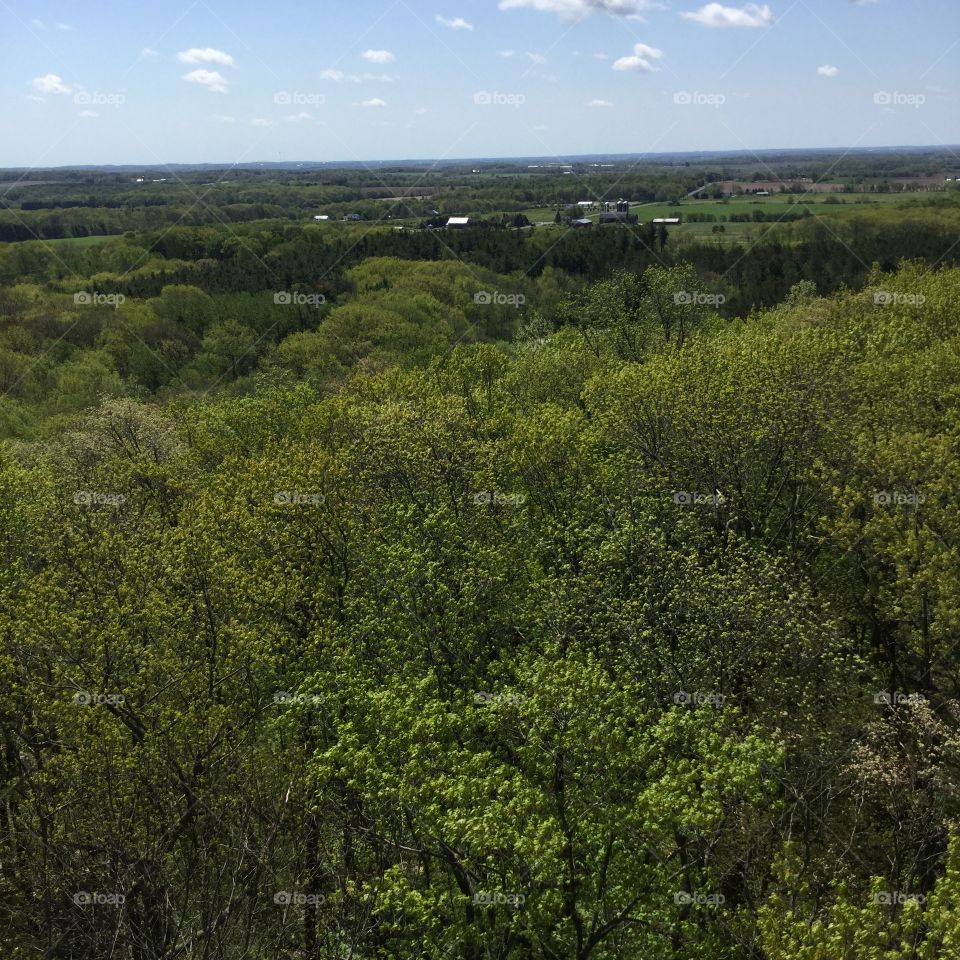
520,192,941,244
42,233,119,246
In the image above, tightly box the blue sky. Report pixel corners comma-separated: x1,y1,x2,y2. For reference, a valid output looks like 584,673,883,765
1,0,957,166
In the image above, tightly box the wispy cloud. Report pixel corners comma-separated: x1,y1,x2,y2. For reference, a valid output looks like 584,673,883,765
816,64,838,77
177,47,236,66
588,98,614,107
320,68,395,83
499,0,651,20
360,97,387,107
436,15,474,29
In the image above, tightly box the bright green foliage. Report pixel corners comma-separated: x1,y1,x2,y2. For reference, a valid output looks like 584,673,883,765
1,262,960,958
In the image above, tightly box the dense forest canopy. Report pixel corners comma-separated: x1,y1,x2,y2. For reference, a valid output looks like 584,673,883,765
2,153,960,959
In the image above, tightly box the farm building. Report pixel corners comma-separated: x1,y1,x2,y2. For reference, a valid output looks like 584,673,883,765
599,199,637,224
446,216,472,228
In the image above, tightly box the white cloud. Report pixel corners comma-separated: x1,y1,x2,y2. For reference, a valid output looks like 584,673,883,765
141,47,160,59
816,64,838,77
321,68,395,83
498,50,516,58
177,47,236,66
527,51,548,64
588,98,613,107
32,74,72,95
436,15,474,29
415,106,429,114
182,69,230,93
251,118,272,126
362,49,395,64
499,0,650,20
56,23,75,31
31,18,45,29
361,97,387,107
593,52,610,60
612,42,663,72
681,3,773,27
216,115,236,123
285,111,313,122
78,110,98,117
